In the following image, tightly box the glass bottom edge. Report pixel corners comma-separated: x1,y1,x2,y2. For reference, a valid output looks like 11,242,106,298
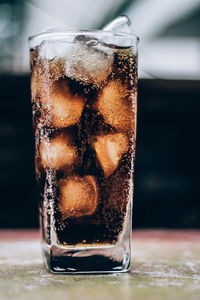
43,246,130,274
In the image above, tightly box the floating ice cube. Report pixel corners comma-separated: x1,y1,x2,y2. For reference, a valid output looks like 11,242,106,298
93,133,129,177
64,38,114,86
58,176,98,218
48,58,66,80
39,40,73,61
41,79,86,127
96,80,135,131
38,38,114,86
40,133,77,170
38,41,71,81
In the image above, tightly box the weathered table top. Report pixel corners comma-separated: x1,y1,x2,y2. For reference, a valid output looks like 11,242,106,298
0,230,200,300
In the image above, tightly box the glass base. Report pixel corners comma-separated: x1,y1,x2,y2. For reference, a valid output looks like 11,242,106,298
43,243,130,274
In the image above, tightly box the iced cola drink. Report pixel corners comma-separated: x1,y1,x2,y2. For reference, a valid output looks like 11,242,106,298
29,30,138,273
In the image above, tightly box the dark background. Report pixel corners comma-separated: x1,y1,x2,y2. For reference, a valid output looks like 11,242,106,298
0,0,200,228
0,76,199,228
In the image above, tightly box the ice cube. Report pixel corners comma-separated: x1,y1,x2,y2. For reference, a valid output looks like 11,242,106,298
30,47,47,101
41,79,86,127
38,38,114,86
96,80,135,131
58,176,98,218
48,58,66,81
93,133,129,177
39,41,70,81
64,39,114,86
39,40,74,61
40,133,77,170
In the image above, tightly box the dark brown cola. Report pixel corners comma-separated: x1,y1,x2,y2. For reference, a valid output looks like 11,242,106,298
30,38,137,246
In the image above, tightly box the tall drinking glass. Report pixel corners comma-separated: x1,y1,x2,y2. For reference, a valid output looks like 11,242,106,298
29,29,138,273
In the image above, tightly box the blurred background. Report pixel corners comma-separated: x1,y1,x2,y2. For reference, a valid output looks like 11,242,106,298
0,0,200,228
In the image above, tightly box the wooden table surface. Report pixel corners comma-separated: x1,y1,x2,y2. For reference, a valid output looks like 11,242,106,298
0,230,200,300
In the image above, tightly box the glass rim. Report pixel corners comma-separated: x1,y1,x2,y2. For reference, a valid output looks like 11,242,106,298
28,29,140,44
